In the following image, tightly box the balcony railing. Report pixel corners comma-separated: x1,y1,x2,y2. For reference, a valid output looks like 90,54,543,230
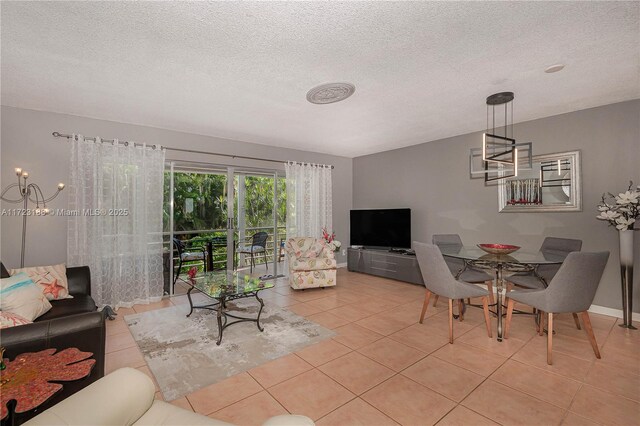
165,226,287,274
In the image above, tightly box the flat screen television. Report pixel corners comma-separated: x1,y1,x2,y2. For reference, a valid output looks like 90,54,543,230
350,208,411,249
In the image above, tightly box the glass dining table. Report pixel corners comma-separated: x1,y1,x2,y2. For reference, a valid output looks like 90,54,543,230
439,245,568,342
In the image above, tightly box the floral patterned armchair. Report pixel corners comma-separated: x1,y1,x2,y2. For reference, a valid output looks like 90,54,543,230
286,237,337,290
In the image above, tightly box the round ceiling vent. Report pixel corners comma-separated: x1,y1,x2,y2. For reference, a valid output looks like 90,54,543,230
306,83,355,104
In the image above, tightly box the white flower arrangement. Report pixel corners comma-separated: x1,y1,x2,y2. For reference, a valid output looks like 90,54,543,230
596,181,639,231
327,240,342,252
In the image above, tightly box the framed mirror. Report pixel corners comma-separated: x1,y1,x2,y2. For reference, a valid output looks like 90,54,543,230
498,150,582,212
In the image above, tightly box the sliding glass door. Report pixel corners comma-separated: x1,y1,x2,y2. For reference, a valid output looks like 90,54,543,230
233,170,286,277
163,162,285,295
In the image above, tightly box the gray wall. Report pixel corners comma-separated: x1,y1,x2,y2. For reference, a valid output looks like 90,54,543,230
0,106,353,269
353,100,640,311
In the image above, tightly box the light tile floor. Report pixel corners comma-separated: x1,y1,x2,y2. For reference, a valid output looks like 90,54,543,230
106,268,640,425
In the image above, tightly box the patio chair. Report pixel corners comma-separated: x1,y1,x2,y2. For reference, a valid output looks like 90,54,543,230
414,242,492,344
504,251,609,365
237,231,269,273
431,234,495,306
172,237,207,286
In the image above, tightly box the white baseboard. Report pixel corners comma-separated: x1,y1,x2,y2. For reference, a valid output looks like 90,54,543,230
337,262,347,268
588,304,640,321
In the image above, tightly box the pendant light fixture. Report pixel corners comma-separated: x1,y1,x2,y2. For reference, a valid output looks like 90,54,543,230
470,92,532,182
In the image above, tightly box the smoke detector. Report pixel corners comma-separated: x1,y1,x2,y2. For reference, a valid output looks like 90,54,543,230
306,83,355,104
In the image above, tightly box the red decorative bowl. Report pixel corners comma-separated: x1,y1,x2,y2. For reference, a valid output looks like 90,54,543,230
477,243,521,255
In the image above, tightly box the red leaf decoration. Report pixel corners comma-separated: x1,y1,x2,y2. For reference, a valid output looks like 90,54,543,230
1,348,95,418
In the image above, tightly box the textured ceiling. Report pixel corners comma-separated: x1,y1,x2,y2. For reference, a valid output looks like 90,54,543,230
2,2,639,157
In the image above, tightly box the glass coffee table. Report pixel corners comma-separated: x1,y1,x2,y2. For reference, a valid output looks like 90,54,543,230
186,270,274,345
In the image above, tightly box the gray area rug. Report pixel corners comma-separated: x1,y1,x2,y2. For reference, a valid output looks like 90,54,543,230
125,299,335,401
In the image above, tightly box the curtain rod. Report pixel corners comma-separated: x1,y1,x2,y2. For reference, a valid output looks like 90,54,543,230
52,132,334,169
52,131,162,150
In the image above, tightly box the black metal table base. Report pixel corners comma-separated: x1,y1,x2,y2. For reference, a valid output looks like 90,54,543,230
446,252,562,343
459,303,554,336
453,261,546,342
453,263,539,342
455,299,537,342
458,300,535,318
186,286,265,345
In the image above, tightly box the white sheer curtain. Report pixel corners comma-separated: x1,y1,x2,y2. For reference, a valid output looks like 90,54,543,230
67,135,166,309
285,162,332,240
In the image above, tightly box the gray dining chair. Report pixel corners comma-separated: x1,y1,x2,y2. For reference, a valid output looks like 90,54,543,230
414,242,492,343
508,237,583,290
432,234,495,307
507,237,583,328
504,251,609,365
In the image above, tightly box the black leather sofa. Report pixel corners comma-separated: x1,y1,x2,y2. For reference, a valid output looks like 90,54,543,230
0,262,106,424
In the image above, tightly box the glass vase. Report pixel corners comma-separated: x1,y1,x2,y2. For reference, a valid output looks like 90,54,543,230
619,229,636,329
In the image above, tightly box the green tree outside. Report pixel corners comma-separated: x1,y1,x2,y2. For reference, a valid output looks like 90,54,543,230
163,171,286,270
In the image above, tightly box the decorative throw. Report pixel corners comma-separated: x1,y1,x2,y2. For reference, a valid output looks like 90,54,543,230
0,311,32,329
0,272,52,321
10,264,71,300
